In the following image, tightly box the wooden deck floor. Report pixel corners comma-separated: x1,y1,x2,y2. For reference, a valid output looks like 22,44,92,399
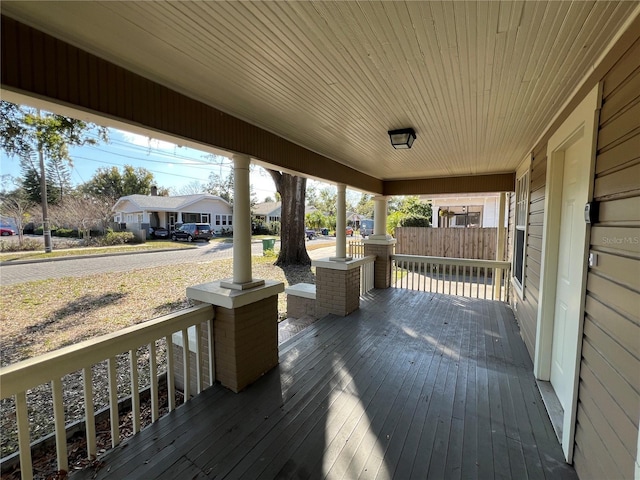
75,289,577,480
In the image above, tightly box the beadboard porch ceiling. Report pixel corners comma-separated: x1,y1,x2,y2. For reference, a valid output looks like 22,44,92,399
1,1,637,181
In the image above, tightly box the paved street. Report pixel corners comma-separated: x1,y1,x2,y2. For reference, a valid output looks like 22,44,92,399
0,239,337,286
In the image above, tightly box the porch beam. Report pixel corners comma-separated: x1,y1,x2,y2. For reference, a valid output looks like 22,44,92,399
383,173,516,196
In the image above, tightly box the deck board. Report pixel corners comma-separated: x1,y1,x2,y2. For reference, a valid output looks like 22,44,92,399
73,289,577,480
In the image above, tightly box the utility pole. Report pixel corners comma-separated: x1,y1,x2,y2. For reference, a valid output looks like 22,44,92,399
37,109,52,253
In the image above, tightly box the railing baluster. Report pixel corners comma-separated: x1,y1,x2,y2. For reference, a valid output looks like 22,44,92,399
129,350,140,433
182,328,191,401
483,267,488,299
82,367,96,459
194,323,203,395
166,335,176,411
149,341,159,422
51,377,69,473
107,356,120,447
15,391,33,480
208,318,215,389
455,264,459,296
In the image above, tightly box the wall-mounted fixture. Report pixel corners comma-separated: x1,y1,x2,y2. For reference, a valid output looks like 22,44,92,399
388,128,416,149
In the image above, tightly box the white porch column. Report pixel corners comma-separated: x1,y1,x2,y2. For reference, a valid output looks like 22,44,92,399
177,212,183,223
332,184,349,260
232,154,252,285
371,196,391,240
217,154,264,290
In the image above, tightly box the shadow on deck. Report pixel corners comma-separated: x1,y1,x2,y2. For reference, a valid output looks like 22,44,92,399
74,289,577,479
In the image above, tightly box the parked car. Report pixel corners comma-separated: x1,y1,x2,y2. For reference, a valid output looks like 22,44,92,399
346,226,354,236
171,223,212,242
305,228,317,240
0,227,16,236
149,227,170,239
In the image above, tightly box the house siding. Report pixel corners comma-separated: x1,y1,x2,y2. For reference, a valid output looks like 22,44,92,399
573,38,640,480
512,143,546,360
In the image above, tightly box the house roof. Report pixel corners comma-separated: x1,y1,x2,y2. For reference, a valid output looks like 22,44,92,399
252,202,319,217
252,201,281,217
113,194,230,212
2,2,639,193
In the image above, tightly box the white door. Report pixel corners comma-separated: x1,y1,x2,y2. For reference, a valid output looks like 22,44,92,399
550,140,587,410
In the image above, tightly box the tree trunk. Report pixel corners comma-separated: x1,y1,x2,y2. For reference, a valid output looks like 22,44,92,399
267,170,310,266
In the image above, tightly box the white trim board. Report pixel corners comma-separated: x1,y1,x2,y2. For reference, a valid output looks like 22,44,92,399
533,84,601,463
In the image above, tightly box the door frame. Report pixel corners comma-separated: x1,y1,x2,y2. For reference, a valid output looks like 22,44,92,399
533,84,601,462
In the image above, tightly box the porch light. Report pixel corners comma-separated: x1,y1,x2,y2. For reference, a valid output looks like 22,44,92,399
388,128,416,149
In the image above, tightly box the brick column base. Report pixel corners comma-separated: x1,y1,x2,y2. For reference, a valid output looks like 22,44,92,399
213,296,279,393
186,279,284,393
364,241,396,289
316,266,360,317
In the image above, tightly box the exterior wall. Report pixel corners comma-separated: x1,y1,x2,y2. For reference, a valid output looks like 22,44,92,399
511,143,546,360
432,195,500,228
573,38,640,480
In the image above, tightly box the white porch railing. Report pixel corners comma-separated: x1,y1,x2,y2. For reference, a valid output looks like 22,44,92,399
392,254,511,302
348,240,366,258
360,255,376,295
0,304,215,480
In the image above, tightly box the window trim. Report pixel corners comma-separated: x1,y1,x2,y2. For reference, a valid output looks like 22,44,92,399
512,155,531,299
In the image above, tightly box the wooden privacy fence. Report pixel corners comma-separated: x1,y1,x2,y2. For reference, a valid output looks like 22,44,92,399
395,227,507,260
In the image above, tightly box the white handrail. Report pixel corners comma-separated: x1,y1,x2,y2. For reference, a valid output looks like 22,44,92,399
0,304,215,480
392,254,511,302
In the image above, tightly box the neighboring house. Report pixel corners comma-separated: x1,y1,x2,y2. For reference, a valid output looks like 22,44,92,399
430,193,507,228
347,212,373,233
251,201,281,223
252,202,318,223
112,193,233,234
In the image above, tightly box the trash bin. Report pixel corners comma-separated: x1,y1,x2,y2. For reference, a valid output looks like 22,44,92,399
321,228,329,236
262,238,275,253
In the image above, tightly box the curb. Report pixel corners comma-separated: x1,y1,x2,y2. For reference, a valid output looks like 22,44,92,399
0,239,268,266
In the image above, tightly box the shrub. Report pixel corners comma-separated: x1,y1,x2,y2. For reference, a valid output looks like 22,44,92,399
97,229,136,246
0,238,42,252
401,215,430,228
53,228,78,238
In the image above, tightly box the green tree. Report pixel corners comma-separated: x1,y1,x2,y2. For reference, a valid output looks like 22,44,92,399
386,196,432,236
354,193,374,218
81,165,154,200
0,101,108,251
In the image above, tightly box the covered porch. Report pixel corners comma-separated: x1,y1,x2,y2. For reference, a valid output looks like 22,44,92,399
73,288,575,480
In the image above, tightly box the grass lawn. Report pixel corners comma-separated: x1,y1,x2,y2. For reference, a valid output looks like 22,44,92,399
0,255,315,367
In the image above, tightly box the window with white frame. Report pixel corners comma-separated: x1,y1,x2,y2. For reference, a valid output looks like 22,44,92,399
513,169,530,292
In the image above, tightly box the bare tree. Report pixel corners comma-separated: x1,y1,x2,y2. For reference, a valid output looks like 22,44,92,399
0,188,34,245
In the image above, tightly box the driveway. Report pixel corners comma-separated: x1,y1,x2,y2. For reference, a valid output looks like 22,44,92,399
0,238,337,286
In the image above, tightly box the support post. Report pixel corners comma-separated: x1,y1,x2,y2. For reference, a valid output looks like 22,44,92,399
220,154,264,290
331,184,350,261
494,192,507,299
364,196,396,288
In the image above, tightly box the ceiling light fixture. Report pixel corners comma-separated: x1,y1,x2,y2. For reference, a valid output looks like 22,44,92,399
388,128,417,149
